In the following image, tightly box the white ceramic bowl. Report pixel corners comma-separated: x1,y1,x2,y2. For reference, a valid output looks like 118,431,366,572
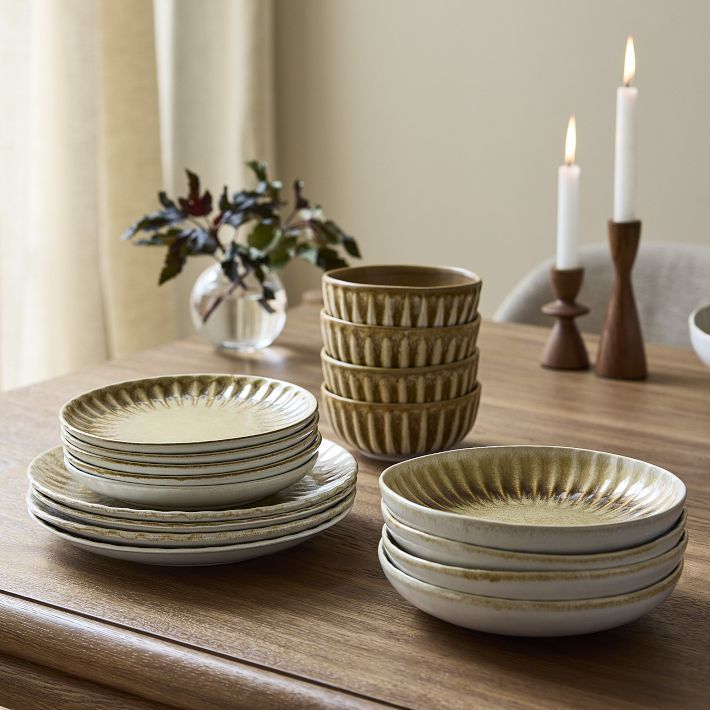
62,448,317,509
379,541,683,637
689,304,710,367
62,434,322,483
380,446,686,554
28,506,353,566
382,526,687,600
382,502,687,571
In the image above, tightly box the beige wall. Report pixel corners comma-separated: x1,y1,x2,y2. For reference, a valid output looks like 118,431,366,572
275,0,710,316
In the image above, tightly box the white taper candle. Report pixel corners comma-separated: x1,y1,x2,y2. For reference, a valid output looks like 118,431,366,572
556,116,580,270
613,36,638,223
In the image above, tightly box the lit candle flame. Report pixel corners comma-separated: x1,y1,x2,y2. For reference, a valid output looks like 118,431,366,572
623,36,635,86
564,115,576,166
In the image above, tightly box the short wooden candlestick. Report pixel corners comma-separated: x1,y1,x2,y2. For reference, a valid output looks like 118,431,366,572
596,220,647,380
541,267,590,370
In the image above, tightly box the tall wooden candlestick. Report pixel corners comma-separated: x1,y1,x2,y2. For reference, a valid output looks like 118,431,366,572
541,267,589,370
596,220,647,379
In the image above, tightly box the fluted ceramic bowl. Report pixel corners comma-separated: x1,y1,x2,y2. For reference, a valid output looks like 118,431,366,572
380,446,686,553
689,304,710,367
382,526,687,600
382,501,687,572
322,383,481,460
322,264,482,327
321,349,479,404
378,540,682,637
320,311,480,368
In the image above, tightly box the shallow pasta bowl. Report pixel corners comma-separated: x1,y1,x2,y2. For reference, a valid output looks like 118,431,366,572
378,540,682,637
382,502,687,572
380,446,686,553
60,374,318,453
322,264,482,327
382,526,687,600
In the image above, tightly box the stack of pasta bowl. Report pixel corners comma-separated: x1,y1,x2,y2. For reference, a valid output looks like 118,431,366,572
320,265,483,460
379,446,687,636
26,374,357,565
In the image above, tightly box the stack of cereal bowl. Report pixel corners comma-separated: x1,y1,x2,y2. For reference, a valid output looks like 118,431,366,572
320,265,482,460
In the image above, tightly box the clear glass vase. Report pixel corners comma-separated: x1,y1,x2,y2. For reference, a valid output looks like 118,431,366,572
190,263,288,351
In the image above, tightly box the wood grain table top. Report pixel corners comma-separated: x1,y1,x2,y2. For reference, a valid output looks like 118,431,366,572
1,304,709,709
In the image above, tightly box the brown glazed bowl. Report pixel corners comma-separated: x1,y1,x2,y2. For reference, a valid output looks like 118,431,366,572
321,349,479,404
321,383,482,460
320,311,481,368
322,265,482,327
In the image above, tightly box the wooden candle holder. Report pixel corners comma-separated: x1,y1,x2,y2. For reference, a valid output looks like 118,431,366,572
596,220,647,380
541,267,590,370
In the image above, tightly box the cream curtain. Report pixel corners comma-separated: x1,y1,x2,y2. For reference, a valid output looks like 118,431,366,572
0,0,274,390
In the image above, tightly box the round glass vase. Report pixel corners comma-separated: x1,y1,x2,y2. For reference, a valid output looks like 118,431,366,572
190,263,287,351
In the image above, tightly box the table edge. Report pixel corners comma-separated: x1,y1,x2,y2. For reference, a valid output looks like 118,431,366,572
0,591,389,710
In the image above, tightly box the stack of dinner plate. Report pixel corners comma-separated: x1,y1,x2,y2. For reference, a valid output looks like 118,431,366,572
320,265,483,460
378,446,687,636
26,374,357,565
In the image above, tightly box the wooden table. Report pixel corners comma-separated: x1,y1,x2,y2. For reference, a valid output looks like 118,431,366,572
1,304,709,709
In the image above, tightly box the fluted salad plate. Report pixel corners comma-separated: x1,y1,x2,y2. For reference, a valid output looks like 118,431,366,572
60,414,318,464
29,439,357,523
28,489,355,548
60,448,316,509
382,526,687,600
60,374,318,453
382,502,687,572
62,433,322,482
380,446,686,553
29,506,353,566
379,541,683,636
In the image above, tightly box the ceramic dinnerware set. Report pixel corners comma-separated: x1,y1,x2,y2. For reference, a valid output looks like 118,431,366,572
26,374,357,565
379,445,687,636
320,265,483,460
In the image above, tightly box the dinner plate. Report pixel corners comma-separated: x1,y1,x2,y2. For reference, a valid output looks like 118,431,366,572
62,433,322,483
31,484,356,533
60,374,318,453
382,502,687,571
382,526,687,600
378,541,682,637
28,489,356,548
380,446,686,553
61,450,317,509
29,506,353,566
28,439,357,522
60,414,319,464
62,430,321,475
